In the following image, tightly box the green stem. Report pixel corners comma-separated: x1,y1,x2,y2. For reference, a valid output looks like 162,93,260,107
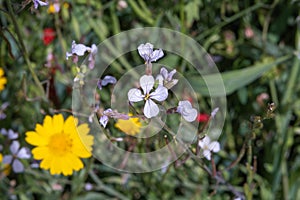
7,0,46,99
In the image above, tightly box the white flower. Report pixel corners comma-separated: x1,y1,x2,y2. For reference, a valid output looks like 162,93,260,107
32,0,48,9
66,41,91,60
138,43,164,64
211,107,219,118
99,109,112,128
128,75,168,118
198,137,220,160
156,67,178,89
176,101,197,122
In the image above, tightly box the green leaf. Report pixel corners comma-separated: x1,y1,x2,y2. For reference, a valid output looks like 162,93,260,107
189,55,292,97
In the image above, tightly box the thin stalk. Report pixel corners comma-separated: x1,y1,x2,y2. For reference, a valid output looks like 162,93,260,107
7,0,46,99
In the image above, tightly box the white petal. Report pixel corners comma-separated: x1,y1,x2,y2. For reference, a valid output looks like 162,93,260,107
10,141,20,154
72,43,91,56
156,74,163,85
144,99,159,118
168,69,177,81
12,159,24,173
101,76,117,86
140,75,154,94
3,155,12,164
182,108,197,122
178,101,192,110
203,150,212,160
160,67,168,79
99,115,109,128
211,107,219,119
209,141,220,152
128,88,144,102
138,43,153,61
17,147,31,159
150,49,164,62
150,85,168,101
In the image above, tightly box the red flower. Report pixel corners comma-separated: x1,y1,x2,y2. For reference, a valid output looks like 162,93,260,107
43,28,56,45
197,113,210,122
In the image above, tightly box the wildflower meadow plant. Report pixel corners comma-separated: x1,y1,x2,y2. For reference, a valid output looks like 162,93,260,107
25,114,94,175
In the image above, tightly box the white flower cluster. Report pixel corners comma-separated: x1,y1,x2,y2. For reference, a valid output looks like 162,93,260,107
128,43,198,122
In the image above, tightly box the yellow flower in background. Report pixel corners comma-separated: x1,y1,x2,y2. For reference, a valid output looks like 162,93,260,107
115,113,142,136
0,68,7,91
25,114,94,176
0,153,2,162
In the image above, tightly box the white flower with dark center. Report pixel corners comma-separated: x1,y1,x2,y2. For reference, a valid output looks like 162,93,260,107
138,43,164,64
176,101,197,122
198,137,220,160
128,75,168,118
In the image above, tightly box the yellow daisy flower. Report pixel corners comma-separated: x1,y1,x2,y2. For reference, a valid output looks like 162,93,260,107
25,114,94,176
0,68,7,91
115,113,142,136
0,153,2,162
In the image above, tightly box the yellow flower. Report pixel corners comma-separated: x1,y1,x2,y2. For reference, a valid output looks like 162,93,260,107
0,153,2,162
0,68,7,91
25,114,94,176
115,113,142,136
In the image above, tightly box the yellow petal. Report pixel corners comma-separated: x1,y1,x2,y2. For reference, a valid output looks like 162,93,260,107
52,114,64,134
25,131,49,146
32,147,49,159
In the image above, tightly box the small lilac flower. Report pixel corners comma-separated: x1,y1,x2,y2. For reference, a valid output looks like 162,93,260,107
97,75,117,90
156,67,178,89
3,141,31,173
138,43,164,64
99,109,129,128
85,182,93,191
198,137,220,160
66,41,92,60
1,128,18,140
176,101,197,122
128,75,168,118
32,0,48,9
88,44,98,69
0,102,9,120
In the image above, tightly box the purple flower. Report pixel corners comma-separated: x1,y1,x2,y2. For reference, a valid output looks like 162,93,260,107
99,108,129,128
138,43,164,64
1,128,18,140
32,0,48,9
0,102,9,120
3,141,31,173
97,75,117,90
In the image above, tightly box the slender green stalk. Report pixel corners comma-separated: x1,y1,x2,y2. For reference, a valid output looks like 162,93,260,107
7,0,46,99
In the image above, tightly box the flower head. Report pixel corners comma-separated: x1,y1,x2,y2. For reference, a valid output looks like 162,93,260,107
198,136,220,160
1,128,18,140
156,67,178,89
176,101,197,122
138,43,164,64
66,41,91,60
128,75,168,118
32,0,48,9
115,113,142,136
25,114,94,175
0,102,9,120
48,2,60,13
43,28,55,45
0,68,7,92
99,109,129,128
97,75,117,90
3,141,31,173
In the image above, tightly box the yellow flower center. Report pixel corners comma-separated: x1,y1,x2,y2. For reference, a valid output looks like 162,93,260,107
48,134,72,156
144,93,150,101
